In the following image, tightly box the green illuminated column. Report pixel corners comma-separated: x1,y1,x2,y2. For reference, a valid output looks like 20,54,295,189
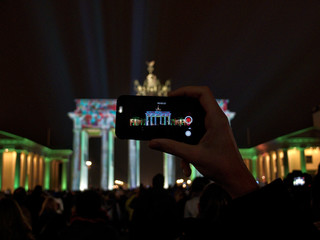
101,128,108,190
23,152,29,191
283,149,289,177
299,148,306,173
108,130,115,190
28,153,34,190
80,130,89,190
251,156,257,180
163,153,175,188
61,161,68,191
128,140,140,189
14,151,21,189
71,128,81,190
44,158,51,189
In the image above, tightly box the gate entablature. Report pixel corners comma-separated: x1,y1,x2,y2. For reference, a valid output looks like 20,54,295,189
73,99,117,129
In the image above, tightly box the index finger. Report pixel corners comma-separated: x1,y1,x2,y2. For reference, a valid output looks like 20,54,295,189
168,86,219,114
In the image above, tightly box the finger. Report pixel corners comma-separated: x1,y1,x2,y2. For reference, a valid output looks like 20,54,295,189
180,159,191,177
168,86,220,114
148,138,197,164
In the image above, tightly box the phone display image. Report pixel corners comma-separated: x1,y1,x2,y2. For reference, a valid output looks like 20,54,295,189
130,105,193,127
293,176,305,186
116,95,206,144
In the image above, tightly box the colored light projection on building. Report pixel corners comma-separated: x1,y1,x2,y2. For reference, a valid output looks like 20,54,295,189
216,99,235,123
69,99,117,191
74,99,117,129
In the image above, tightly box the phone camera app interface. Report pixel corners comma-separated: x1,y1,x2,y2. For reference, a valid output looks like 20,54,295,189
129,101,194,134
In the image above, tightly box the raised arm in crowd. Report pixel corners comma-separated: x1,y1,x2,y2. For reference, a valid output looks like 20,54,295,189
149,86,320,238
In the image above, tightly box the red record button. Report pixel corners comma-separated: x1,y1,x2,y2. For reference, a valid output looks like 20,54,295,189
185,116,193,125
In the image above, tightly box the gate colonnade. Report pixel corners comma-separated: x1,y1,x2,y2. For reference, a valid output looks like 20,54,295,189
240,127,320,184
0,131,72,192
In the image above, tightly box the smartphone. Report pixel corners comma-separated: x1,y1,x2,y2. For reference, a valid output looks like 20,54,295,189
115,95,206,144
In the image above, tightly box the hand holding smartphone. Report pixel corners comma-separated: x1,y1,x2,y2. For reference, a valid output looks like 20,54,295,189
146,86,259,199
115,95,206,144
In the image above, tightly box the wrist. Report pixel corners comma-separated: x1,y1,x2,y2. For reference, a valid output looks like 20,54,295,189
222,167,259,199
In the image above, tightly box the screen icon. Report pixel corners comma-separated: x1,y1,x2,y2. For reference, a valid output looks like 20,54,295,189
185,116,193,126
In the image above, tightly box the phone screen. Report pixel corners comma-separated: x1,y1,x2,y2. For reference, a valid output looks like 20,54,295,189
293,176,305,186
115,95,206,144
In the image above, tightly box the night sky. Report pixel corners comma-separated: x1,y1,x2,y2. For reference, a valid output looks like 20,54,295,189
1,1,320,185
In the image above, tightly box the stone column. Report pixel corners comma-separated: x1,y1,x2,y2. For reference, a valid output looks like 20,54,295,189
22,152,29,190
276,150,284,179
269,152,276,182
32,155,39,187
274,151,279,179
163,153,175,188
80,130,89,190
299,148,306,173
251,156,258,180
282,149,289,177
27,153,34,190
108,130,115,190
14,152,21,189
264,154,271,183
128,140,140,189
257,155,263,183
100,128,108,190
38,157,44,187
52,161,59,190
68,113,83,191
61,161,68,191
44,158,51,189
72,128,81,190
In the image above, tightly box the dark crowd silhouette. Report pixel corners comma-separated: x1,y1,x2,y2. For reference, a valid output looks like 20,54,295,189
1,170,320,239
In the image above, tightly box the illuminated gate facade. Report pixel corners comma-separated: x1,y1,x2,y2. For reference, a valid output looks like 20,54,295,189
145,111,171,126
69,99,116,191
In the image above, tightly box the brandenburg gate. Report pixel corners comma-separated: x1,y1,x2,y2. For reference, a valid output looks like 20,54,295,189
69,61,235,191
68,99,117,191
145,110,171,126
